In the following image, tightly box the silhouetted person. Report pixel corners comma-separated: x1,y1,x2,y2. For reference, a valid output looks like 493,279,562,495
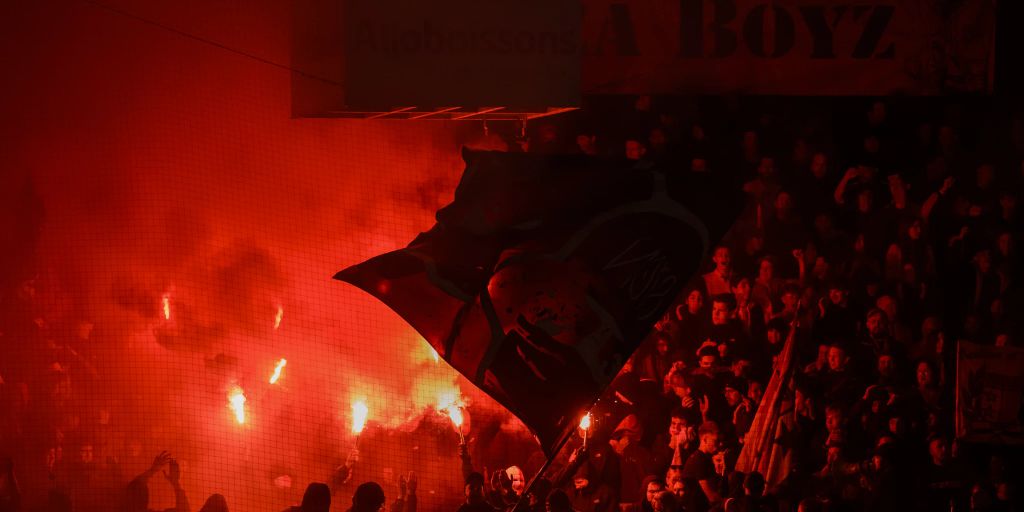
547,490,575,512
283,483,331,512
125,452,189,512
46,488,72,512
0,456,20,512
349,482,384,512
457,472,496,512
199,493,228,512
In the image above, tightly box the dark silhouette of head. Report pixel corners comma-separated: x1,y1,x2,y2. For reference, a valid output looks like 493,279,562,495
547,489,573,512
465,472,487,504
351,481,385,512
199,493,229,512
47,488,73,512
125,479,149,512
301,482,331,512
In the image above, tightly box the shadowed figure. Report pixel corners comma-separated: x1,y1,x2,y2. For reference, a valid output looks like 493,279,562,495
198,493,228,512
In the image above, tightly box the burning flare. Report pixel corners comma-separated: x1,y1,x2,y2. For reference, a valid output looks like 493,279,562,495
228,385,246,424
447,405,464,428
437,391,466,441
351,400,369,435
580,412,592,448
430,346,440,364
161,294,171,320
579,413,592,431
274,304,284,330
269,358,287,384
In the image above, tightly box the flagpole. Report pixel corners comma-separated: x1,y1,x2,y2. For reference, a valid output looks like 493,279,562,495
510,406,594,512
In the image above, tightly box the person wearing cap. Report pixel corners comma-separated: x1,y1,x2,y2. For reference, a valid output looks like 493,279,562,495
609,415,654,509
569,459,616,512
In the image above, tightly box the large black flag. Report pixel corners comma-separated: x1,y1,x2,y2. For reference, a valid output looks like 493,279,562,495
335,149,742,455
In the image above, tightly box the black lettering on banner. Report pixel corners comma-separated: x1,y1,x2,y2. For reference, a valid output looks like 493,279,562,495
610,3,640,55
558,28,578,54
709,0,738,58
422,22,442,53
853,5,895,58
480,30,496,53
497,31,514,53
743,4,796,58
679,0,703,57
799,5,848,58
352,22,377,51
538,31,558,54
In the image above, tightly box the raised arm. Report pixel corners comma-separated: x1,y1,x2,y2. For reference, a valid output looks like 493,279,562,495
458,442,475,482
131,451,171,487
165,458,190,512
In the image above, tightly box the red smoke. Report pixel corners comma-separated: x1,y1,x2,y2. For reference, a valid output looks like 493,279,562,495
0,1,536,510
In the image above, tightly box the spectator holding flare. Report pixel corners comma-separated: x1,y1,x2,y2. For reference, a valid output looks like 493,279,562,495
608,415,654,509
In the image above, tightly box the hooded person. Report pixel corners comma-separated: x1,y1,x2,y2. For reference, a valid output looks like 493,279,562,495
570,459,617,512
609,415,655,508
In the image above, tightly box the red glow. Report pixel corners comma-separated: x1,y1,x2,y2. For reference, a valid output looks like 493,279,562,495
579,412,592,431
228,385,247,424
447,405,464,428
0,3,536,509
351,400,369,435
269,358,287,384
273,304,284,330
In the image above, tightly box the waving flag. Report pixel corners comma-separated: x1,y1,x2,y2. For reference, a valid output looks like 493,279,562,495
736,314,799,487
335,149,741,455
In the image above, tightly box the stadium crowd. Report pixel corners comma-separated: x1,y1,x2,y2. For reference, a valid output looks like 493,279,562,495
2,95,1023,511
458,96,1023,512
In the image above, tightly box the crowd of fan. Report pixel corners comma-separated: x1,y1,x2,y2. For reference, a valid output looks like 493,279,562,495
456,96,1023,512
3,95,1024,512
